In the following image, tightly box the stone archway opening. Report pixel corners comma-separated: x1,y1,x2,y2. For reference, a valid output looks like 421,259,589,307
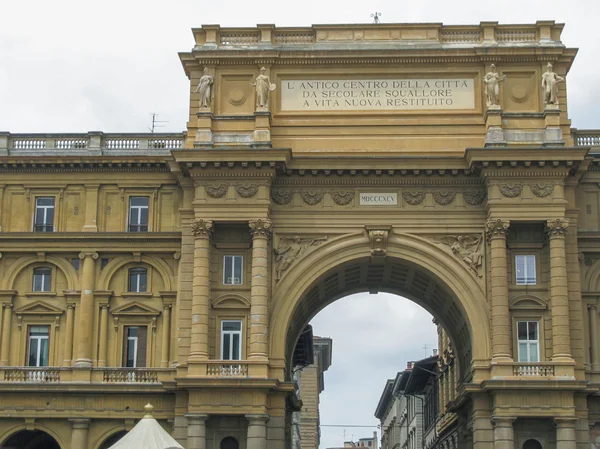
285,255,473,383
98,430,127,449
2,430,61,449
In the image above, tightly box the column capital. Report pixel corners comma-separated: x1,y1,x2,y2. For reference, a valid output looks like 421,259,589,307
184,413,209,423
69,418,91,429
78,251,98,260
249,219,272,239
553,417,578,427
245,414,270,423
546,218,569,238
491,416,516,426
485,219,510,241
588,304,597,311
191,219,214,239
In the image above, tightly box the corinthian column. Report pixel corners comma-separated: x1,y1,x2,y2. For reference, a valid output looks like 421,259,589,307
189,219,213,362
75,252,98,368
547,218,573,362
485,219,512,362
249,219,272,360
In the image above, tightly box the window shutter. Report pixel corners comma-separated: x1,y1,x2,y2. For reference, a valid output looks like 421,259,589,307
137,327,148,367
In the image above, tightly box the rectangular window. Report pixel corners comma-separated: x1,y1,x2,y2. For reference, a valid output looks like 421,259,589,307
123,326,147,367
128,268,147,293
34,197,55,232
221,320,242,360
128,197,149,232
517,320,540,362
28,325,49,367
223,255,243,285
515,255,536,285
32,268,52,292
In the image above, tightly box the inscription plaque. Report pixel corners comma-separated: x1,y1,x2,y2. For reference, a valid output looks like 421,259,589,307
281,78,475,111
359,193,398,206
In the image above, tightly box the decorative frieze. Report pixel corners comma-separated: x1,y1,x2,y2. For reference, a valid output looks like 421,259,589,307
300,190,324,205
463,190,486,205
331,190,355,205
190,219,214,238
205,184,228,198
402,191,426,205
530,183,554,198
435,235,483,277
499,184,523,198
236,183,259,198
274,236,328,280
433,190,456,205
546,218,569,237
271,190,293,205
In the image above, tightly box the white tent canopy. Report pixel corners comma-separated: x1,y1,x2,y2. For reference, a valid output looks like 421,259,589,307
109,404,184,449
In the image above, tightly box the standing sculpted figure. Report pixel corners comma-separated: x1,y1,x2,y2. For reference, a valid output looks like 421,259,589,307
195,68,214,109
483,64,506,108
541,63,564,106
251,67,276,108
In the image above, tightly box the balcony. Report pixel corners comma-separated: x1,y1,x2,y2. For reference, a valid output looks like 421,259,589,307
0,367,172,385
512,363,555,377
573,129,600,150
206,362,249,377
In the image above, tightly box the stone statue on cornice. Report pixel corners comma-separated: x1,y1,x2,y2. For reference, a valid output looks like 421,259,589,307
483,64,506,109
541,62,564,106
251,67,276,109
195,67,214,109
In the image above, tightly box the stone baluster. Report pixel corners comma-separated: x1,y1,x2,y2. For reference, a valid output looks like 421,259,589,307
547,218,573,362
189,219,213,362
249,219,272,360
485,219,512,361
75,252,98,367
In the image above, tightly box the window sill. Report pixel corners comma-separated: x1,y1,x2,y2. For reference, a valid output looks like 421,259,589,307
25,292,57,298
120,292,153,299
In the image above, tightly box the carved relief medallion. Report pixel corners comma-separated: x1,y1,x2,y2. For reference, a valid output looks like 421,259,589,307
433,190,456,206
463,190,486,206
331,190,355,205
402,191,426,206
300,190,324,205
499,184,523,198
271,190,293,205
530,183,554,198
206,183,228,198
236,183,259,198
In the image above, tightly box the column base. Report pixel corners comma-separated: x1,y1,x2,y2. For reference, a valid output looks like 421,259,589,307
74,359,92,368
81,225,98,232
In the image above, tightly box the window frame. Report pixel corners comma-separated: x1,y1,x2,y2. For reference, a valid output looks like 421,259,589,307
222,255,244,286
32,267,52,292
27,325,50,367
514,254,537,286
33,196,56,232
220,319,243,361
516,320,540,363
128,267,148,293
127,196,150,232
122,325,149,368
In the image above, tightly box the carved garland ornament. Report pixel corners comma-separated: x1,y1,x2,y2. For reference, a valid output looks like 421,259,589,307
190,219,214,238
530,183,554,198
402,191,426,206
249,219,272,238
331,190,355,205
463,190,486,206
499,184,523,198
300,190,324,205
236,183,259,198
274,235,328,281
546,218,569,237
271,190,293,205
433,190,456,206
206,184,228,198
484,219,510,240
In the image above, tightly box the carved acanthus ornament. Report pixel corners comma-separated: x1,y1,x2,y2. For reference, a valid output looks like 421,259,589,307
433,190,456,205
402,191,426,205
274,235,328,281
499,184,523,198
367,228,390,257
249,219,272,239
435,235,483,277
546,218,569,238
236,183,259,198
530,183,554,198
271,190,293,205
190,219,214,238
463,190,486,206
206,184,228,198
331,190,355,205
300,190,324,205
485,219,510,241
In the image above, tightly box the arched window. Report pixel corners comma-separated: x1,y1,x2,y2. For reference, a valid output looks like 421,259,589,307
128,268,148,292
32,267,52,292
221,436,239,449
523,439,542,449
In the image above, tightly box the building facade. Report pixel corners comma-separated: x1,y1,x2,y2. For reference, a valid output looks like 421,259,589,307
0,19,599,449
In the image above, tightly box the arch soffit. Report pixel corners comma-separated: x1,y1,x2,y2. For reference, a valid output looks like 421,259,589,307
585,260,600,292
2,255,79,291
270,231,490,360
212,293,251,309
509,294,548,310
97,255,174,291
0,424,67,449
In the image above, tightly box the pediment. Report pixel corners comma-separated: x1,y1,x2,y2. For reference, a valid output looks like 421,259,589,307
110,301,161,316
509,295,548,310
212,293,251,309
15,300,64,316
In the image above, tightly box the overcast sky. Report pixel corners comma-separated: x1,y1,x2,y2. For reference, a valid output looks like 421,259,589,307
1,1,599,449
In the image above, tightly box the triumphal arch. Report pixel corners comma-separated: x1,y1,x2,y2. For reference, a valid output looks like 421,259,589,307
1,20,600,449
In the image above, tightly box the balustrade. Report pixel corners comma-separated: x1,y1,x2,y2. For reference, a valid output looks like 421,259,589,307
512,363,555,377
